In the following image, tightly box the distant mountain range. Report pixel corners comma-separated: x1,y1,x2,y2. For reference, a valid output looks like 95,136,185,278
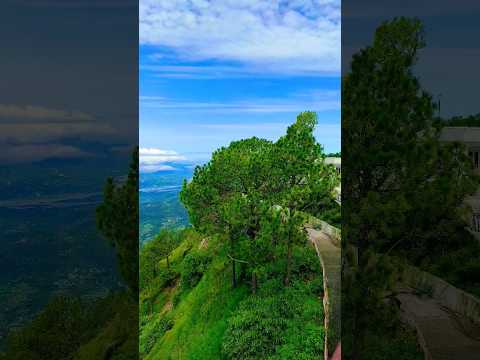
0,152,130,346
139,162,195,244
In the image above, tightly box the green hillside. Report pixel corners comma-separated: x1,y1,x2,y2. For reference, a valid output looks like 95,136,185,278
0,150,139,360
140,112,340,359
140,229,324,360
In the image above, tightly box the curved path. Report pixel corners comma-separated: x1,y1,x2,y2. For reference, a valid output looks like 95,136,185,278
397,287,480,360
306,227,341,359
307,223,480,359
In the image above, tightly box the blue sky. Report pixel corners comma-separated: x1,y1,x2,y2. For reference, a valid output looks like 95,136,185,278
139,0,340,172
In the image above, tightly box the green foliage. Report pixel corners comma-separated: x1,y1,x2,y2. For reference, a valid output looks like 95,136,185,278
2,151,140,360
2,293,137,360
326,152,341,157
343,17,479,359
316,204,341,228
221,244,324,360
3,296,94,359
140,314,174,355
73,294,138,360
140,226,324,360
96,148,139,294
354,329,423,360
144,254,249,360
142,114,334,358
181,113,338,286
180,250,211,290
222,280,324,360
140,228,182,291
427,239,480,297
443,113,480,127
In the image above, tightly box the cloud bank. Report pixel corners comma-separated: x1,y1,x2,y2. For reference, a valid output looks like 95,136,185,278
0,104,119,164
140,0,340,75
0,104,95,122
140,89,340,113
139,147,187,172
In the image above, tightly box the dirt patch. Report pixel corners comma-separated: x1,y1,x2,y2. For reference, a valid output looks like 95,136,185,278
198,237,209,250
160,279,179,315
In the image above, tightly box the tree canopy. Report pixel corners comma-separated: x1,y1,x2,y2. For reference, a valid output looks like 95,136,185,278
96,147,139,294
342,17,479,359
181,112,339,289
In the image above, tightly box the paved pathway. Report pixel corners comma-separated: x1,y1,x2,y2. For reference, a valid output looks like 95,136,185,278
307,224,480,359
397,288,480,360
306,227,341,359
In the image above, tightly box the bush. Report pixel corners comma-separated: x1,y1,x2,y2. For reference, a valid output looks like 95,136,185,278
172,288,182,307
222,294,289,360
2,293,136,360
272,323,324,360
222,280,324,360
180,250,211,290
255,245,322,287
140,314,174,356
291,246,322,279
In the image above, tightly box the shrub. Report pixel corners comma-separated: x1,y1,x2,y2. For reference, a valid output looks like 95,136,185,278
140,314,174,355
222,295,289,360
180,250,211,290
222,280,324,360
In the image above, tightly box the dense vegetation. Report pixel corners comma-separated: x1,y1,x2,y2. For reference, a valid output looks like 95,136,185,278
0,150,139,360
443,113,480,127
140,228,325,360
181,112,338,290
342,17,480,359
326,152,341,157
140,113,340,359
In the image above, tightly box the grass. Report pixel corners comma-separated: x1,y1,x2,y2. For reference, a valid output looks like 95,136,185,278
140,230,326,360
145,255,248,360
221,279,324,360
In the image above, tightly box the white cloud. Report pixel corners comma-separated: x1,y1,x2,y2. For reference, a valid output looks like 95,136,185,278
0,123,116,144
0,104,95,122
141,164,177,173
140,147,179,156
139,0,340,75
0,104,122,164
139,147,186,172
0,104,119,147
140,89,340,113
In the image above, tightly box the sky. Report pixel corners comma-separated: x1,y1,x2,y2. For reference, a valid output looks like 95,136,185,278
139,0,341,172
0,0,137,165
342,0,480,119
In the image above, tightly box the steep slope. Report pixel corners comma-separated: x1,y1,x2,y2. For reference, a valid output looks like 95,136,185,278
140,229,325,360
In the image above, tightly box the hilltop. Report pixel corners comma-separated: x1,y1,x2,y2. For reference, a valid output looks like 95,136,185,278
140,112,341,359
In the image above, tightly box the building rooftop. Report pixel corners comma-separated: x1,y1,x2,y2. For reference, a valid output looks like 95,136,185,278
439,127,480,143
325,157,341,166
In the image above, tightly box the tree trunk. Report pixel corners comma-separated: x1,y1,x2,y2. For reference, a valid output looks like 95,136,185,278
166,255,170,268
251,271,257,294
271,233,277,261
239,263,246,282
232,259,237,288
284,244,292,286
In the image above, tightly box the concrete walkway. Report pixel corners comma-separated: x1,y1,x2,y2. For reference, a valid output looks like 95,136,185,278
307,224,480,360
306,227,341,359
398,289,480,360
